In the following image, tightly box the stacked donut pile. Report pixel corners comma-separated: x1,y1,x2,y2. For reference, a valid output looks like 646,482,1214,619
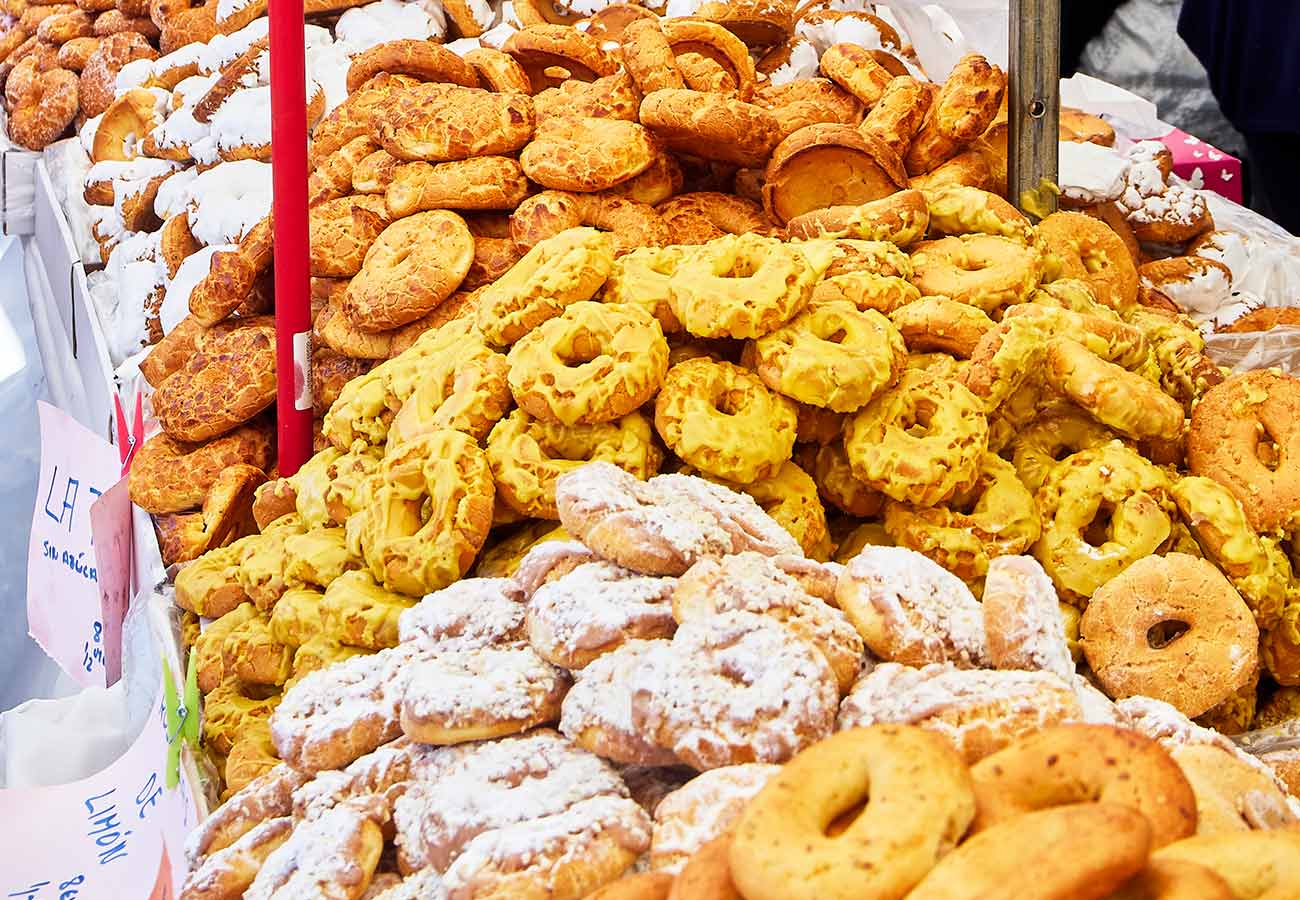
176,461,1300,900
0,0,160,151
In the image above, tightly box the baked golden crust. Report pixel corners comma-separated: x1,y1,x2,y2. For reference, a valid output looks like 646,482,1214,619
376,82,535,163
522,115,658,192
762,123,904,225
153,321,278,442
639,88,779,169
345,38,478,94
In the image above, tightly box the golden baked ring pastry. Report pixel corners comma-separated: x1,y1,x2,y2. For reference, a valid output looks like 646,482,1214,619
350,429,494,597
667,233,824,339
376,82,535,163
507,300,669,426
639,88,779,169
345,38,478,94
843,368,988,507
477,225,615,347
753,299,907,413
659,18,756,100
784,189,930,247
1032,440,1174,605
726,460,832,561
1081,554,1259,718
654,358,797,485
820,42,894,107
463,46,531,93
655,191,770,244
619,18,685,96
1187,370,1300,533
762,123,905,225
1010,408,1118,494
922,185,1032,242
344,210,474,332
861,75,931,159
503,22,619,92
729,726,976,900
486,409,661,519
8,65,77,150
385,156,529,218
521,115,658,192
909,233,1043,314
1036,211,1139,311
511,190,670,257
890,297,994,358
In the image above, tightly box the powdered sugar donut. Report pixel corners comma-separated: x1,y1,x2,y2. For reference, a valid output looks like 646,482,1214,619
180,817,293,900
245,797,387,900
981,555,1074,681
672,552,864,695
560,639,680,767
441,794,650,900
396,577,525,649
555,463,800,577
835,545,990,668
271,642,432,773
399,645,570,745
506,540,601,602
837,662,1084,764
526,561,677,669
649,763,781,874
630,610,838,770
392,729,629,873
186,764,310,865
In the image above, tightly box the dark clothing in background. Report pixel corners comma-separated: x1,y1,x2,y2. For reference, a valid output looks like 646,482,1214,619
1180,1,1300,233
1178,1,1300,133
1060,0,1124,76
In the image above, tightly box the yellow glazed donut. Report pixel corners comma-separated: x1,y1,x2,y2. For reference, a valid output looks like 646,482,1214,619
602,245,687,334
784,189,929,247
348,429,494,597
812,269,922,316
921,185,1032,243
883,452,1040,582
809,442,884,518
843,369,989,507
1080,554,1259,718
667,233,827,339
1044,337,1185,443
968,724,1198,847
1033,441,1174,606
385,342,512,448
1171,475,1289,630
728,726,976,900
476,226,615,347
1010,408,1118,494
486,409,662,519
507,300,670,426
654,358,798,484
751,299,906,413
908,234,1043,314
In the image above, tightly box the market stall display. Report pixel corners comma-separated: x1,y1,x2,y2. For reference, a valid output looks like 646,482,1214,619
11,0,1300,896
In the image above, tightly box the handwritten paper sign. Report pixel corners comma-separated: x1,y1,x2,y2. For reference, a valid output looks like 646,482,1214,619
0,677,198,899
90,478,134,687
27,401,126,687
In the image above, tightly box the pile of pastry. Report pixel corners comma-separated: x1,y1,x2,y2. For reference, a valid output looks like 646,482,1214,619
176,460,1300,900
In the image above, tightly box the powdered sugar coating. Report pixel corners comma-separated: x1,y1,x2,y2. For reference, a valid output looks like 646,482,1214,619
556,463,800,577
981,555,1074,681
1072,675,1121,724
398,578,525,649
837,662,1082,761
837,546,990,668
1118,141,1211,229
292,738,471,822
630,611,838,770
186,764,311,866
527,562,677,668
1116,696,1296,798
272,643,432,772
441,794,651,899
649,763,781,874
507,540,600,602
246,797,387,900
560,639,679,766
1141,260,1232,317
180,817,294,899
401,645,569,731
674,552,864,692
393,730,628,872
369,868,448,900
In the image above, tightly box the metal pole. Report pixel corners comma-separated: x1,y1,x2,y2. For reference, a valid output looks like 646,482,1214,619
268,0,313,475
1008,0,1061,218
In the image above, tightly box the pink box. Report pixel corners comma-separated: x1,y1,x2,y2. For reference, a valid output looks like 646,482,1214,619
1158,128,1243,204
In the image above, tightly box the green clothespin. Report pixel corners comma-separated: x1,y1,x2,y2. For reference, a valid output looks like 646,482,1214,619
162,654,201,789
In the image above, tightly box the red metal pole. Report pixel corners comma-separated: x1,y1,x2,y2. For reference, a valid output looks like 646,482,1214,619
268,0,312,476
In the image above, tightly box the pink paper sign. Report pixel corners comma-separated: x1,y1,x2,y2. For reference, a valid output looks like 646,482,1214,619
90,477,134,687
27,402,127,688
0,683,197,899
